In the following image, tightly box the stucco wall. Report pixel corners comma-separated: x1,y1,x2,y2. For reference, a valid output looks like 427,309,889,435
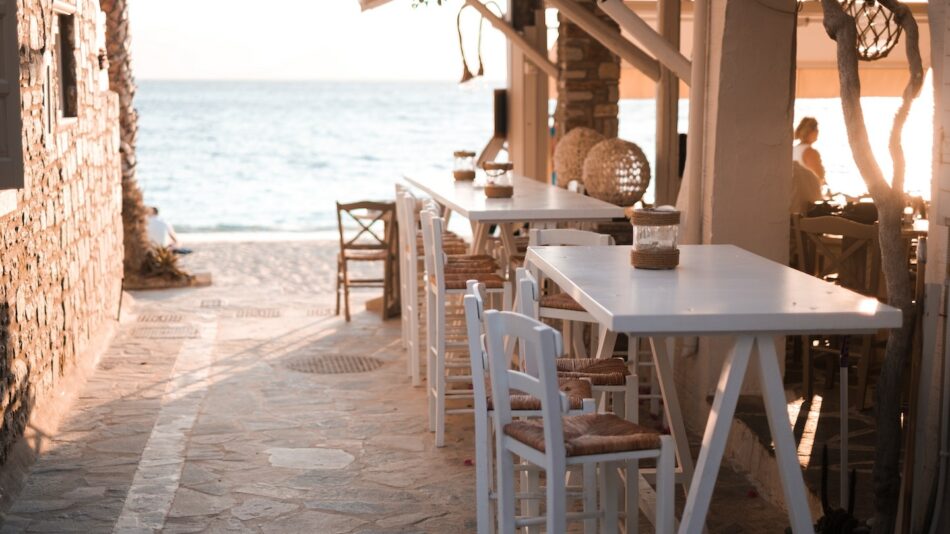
0,0,122,466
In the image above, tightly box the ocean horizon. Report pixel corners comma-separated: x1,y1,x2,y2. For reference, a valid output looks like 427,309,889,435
137,79,933,235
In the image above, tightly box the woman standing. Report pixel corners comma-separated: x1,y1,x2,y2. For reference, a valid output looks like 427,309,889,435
793,117,826,183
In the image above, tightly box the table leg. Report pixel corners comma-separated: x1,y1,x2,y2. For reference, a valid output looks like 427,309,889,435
498,222,519,262
649,337,695,490
755,335,814,533
679,336,754,534
471,221,490,255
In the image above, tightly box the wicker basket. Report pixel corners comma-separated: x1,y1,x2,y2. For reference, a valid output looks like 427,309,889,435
554,127,605,188
582,138,651,207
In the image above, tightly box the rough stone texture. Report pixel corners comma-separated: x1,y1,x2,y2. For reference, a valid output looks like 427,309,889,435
555,0,621,141
0,0,123,468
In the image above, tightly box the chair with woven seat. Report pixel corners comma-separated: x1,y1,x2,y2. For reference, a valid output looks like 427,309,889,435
464,281,597,534
335,200,397,322
421,208,511,447
793,214,883,408
483,309,675,534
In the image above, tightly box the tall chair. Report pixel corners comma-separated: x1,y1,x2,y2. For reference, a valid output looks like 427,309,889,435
793,214,883,408
335,200,396,322
421,209,511,447
464,281,596,534
484,309,675,534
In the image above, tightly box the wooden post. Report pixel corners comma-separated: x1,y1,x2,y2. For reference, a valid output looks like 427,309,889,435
507,1,549,182
655,0,681,206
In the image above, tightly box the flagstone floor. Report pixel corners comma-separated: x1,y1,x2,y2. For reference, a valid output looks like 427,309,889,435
0,240,789,533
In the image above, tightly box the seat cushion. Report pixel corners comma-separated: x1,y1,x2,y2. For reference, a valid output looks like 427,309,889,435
540,293,585,312
504,413,661,456
444,273,506,290
556,358,629,386
488,378,592,411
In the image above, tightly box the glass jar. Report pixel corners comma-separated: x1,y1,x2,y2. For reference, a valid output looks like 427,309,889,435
453,151,476,181
483,161,513,186
630,206,680,269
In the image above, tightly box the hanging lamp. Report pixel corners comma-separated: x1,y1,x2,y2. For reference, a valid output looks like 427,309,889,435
841,0,903,61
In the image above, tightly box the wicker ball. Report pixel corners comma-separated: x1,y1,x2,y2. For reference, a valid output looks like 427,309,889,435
582,138,651,207
553,127,605,188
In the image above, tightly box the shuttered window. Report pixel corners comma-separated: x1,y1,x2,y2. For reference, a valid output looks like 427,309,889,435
0,0,23,190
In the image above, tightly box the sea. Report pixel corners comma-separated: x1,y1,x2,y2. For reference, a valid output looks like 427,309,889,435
136,80,934,236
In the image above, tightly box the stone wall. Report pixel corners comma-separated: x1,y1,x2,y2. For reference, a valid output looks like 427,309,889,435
554,0,621,140
0,0,123,466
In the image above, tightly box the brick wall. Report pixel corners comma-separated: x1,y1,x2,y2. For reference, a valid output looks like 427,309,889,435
0,0,123,465
554,0,621,140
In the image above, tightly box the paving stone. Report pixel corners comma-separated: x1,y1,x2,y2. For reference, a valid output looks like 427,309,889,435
230,498,298,521
167,488,235,518
260,510,367,534
264,448,355,470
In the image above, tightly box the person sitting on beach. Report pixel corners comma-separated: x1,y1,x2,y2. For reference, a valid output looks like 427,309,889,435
793,117,826,184
147,207,191,254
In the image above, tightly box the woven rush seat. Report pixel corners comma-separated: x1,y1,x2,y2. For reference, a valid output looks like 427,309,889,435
556,358,629,386
444,273,507,290
487,378,592,411
540,293,584,312
341,249,388,261
504,412,661,456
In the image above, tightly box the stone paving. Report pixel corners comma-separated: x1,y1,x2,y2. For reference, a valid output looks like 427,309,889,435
0,240,791,533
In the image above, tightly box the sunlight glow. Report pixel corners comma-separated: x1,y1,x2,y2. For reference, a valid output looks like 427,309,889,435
786,394,824,468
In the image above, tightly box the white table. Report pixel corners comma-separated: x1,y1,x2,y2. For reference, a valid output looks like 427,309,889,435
524,244,902,533
404,174,625,256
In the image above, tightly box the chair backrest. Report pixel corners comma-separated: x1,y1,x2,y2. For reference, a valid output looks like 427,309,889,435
528,228,613,247
336,200,395,252
420,209,450,291
792,214,882,295
484,309,568,461
516,267,540,321
464,281,490,418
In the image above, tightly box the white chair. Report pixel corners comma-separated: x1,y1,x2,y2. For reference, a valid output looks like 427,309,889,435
526,228,612,359
484,309,675,534
394,185,413,352
421,209,511,447
464,280,597,534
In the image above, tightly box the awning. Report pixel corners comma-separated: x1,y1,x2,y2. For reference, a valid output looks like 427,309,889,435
358,0,393,12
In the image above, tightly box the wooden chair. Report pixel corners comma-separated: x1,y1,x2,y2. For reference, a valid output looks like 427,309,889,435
483,308,675,534
335,200,396,322
463,281,596,534
793,214,883,408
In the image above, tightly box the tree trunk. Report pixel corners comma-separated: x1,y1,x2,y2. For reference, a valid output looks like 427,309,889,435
819,1,923,532
101,0,151,277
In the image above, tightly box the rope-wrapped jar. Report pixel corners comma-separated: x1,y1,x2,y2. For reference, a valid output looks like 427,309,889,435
582,138,651,207
630,207,680,269
554,127,605,189
483,161,514,198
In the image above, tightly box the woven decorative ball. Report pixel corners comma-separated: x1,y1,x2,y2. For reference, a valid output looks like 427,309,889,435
553,127,605,188
582,138,651,207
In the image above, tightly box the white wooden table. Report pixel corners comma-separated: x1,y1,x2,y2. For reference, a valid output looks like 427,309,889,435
524,244,902,534
403,174,625,256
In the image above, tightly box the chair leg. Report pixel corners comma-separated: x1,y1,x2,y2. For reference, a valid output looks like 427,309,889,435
655,436,675,534
435,296,447,448
427,289,437,432
802,335,813,400
625,460,639,534
335,257,342,316
525,463,541,534
342,260,352,322
497,449,517,534
475,410,492,534
583,463,597,534
601,462,619,534
547,461,568,534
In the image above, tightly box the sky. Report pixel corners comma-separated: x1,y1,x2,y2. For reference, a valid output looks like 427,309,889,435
129,0,508,81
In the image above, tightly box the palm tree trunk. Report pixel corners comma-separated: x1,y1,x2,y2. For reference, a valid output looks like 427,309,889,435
820,1,923,532
101,0,151,276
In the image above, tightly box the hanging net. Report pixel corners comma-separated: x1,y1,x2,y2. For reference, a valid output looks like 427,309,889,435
840,0,903,61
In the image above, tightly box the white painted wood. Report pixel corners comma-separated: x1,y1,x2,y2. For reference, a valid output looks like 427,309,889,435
405,174,626,224
524,244,902,335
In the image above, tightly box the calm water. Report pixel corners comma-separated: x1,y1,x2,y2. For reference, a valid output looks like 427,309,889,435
136,80,932,233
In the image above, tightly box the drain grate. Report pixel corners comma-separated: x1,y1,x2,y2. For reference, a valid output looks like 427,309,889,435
132,326,199,339
307,308,335,317
236,308,281,318
200,299,223,309
285,354,383,374
137,314,184,323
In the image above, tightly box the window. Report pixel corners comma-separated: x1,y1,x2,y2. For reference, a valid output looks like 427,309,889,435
56,13,77,119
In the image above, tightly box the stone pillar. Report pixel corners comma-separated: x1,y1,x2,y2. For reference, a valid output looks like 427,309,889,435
554,0,620,140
